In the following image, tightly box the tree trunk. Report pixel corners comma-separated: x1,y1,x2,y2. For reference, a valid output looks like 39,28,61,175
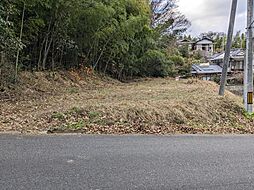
51,40,55,71
41,16,53,70
104,52,113,74
15,2,25,82
42,37,53,70
37,37,46,71
59,47,64,66
93,38,111,70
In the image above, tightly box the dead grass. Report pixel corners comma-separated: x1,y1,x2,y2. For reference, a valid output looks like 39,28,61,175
0,72,253,134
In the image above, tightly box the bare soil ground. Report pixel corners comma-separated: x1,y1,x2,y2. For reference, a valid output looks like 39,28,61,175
1,71,253,134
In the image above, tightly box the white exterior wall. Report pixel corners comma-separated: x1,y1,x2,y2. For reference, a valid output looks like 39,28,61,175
194,39,214,57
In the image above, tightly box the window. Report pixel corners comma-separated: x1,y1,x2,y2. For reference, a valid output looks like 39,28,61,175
202,76,211,81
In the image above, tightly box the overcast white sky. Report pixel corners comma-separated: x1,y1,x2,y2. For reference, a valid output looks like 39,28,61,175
178,0,247,36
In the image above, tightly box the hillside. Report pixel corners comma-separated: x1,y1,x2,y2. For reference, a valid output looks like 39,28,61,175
0,71,253,134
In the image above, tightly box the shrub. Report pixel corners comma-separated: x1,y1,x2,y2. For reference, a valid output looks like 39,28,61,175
139,50,173,77
169,55,191,76
169,55,185,66
178,45,190,58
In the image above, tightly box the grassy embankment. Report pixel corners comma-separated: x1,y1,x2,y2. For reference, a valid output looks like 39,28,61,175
0,70,253,134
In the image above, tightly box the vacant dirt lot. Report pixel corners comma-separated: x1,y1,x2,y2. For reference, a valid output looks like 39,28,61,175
0,71,253,134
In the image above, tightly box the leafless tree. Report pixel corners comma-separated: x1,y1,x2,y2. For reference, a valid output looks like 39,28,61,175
151,0,190,34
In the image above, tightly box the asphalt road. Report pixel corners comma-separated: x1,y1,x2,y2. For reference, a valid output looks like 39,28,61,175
1,135,254,190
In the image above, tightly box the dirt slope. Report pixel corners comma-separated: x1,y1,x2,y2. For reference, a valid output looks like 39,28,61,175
0,71,253,134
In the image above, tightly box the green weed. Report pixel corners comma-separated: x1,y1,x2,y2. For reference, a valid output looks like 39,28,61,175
244,111,254,120
88,111,100,119
68,87,79,94
52,112,65,120
65,120,85,129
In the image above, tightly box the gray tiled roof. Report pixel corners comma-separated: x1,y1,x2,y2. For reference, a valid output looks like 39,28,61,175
209,49,245,61
191,64,223,74
195,36,214,43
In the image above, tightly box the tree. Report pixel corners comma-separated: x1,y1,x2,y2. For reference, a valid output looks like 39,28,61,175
151,0,190,34
241,33,246,49
232,31,242,49
0,0,20,85
0,0,190,84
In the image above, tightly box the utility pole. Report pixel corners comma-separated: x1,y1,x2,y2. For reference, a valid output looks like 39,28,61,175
244,36,248,110
219,0,238,96
244,0,254,113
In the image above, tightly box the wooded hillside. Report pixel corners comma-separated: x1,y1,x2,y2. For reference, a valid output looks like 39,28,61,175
0,0,190,86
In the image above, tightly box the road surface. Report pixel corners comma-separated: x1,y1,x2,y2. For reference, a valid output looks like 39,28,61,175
1,135,254,189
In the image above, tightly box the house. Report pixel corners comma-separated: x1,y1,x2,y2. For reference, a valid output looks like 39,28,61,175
193,37,214,57
191,63,222,81
177,36,214,57
191,49,245,81
177,39,193,51
208,49,245,72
